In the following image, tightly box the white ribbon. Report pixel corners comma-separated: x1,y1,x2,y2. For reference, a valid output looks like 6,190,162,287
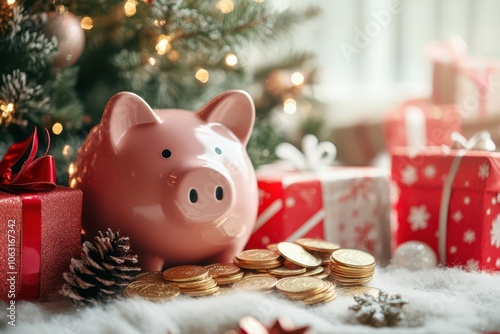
275,135,336,171
438,131,496,264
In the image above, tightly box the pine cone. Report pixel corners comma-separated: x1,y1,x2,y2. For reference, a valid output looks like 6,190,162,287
61,228,141,304
349,291,408,327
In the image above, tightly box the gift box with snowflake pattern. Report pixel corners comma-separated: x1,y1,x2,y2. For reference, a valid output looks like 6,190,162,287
246,167,392,263
392,146,500,270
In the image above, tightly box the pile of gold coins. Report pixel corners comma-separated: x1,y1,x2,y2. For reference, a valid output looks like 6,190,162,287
123,238,377,305
329,249,376,287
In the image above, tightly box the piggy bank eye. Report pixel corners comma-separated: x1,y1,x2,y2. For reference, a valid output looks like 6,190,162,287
161,149,172,158
215,147,222,155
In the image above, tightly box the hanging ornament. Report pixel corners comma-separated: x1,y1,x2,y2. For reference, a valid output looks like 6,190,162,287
392,241,438,271
44,6,85,72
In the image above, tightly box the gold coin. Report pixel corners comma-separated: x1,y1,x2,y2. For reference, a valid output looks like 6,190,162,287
266,243,279,251
329,266,374,278
173,276,216,290
163,265,209,282
134,271,163,282
299,266,324,277
180,279,218,292
295,238,340,253
338,286,380,298
276,276,324,294
302,288,337,305
233,258,281,270
330,249,375,267
124,280,180,301
236,249,281,262
214,286,235,295
232,276,278,291
268,266,307,277
283,280,330,300
277,242,321,268
205,263,241,278
182,285,220,297
312,273,330,280
214,272,245,285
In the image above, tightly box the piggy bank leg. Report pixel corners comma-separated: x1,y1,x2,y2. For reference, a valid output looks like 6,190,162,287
140,256,165,272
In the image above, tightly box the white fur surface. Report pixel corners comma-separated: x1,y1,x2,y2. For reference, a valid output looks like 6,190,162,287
2,266,500,334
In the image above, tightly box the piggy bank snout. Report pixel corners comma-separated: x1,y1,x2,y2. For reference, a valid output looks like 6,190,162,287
169,167,234,225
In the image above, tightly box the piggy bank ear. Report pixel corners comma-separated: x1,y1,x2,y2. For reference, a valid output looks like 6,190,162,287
197,90,255,146
102,92,160,152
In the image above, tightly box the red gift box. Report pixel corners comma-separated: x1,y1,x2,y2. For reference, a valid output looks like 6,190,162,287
392,140,500,270
0,187,82,301
0,130,82,301
246,167,391,263
384,99,462,153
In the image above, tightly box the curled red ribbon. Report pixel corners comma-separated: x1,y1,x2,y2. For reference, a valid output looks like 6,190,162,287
0,128,56,193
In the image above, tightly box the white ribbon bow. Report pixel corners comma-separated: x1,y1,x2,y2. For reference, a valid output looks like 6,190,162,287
275,135,337,171
450,131,496,151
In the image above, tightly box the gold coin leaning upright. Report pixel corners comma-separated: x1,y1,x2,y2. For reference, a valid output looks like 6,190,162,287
162,265,209,282
295,238,340,252
276,276,324,294
277,242,321,268
232,276,278,291
236,249,281,262
124,280,180,301
205,263,241,278
330,249,375,267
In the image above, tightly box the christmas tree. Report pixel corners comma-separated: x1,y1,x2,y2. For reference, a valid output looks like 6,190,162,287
0,0,323,184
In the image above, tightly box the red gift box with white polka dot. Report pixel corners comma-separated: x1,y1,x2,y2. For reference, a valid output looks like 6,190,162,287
392,147,500,270
245,167,392,263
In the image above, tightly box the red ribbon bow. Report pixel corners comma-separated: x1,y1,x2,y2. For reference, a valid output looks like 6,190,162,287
0,128,56,193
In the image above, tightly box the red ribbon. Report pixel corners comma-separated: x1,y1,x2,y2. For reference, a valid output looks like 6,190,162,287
1,129,56,299
0,128,56,193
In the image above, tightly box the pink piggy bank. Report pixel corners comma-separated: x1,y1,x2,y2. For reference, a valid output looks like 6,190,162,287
72,90,258,271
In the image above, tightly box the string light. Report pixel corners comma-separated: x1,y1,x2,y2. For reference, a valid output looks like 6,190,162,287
167,50,180,62
148,57,156,65
156,34,172,55
290,72,305,86
80,16,94,30
68,163,75,176
7,0,16,5
52,122,63,135
62,145,72,158
283,98,297,115
195,68,209,83
70,178,77,188
216,0,234,13
0,101,15,126
225,53,238,67
123,0,137,17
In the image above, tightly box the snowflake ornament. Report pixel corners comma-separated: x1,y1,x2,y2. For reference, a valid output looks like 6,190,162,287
408,205,430,231
349,291,408,327
401,165,418,186
491,214,500,248
478,163,490,180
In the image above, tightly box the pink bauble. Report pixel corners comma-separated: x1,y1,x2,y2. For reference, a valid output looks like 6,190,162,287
44,11,85,71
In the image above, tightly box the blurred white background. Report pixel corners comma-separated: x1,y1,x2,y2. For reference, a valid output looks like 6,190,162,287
270,0,500,126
